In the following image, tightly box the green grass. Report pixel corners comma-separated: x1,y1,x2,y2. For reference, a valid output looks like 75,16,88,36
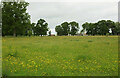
2,36,118,76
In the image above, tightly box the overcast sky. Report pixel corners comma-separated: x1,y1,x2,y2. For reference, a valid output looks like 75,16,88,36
26,0,119,34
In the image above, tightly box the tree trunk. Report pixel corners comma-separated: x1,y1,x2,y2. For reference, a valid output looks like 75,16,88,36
13,29,16,37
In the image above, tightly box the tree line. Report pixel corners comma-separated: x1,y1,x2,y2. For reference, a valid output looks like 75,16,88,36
55,21,79,36
81,20,120,35
2,1,120,36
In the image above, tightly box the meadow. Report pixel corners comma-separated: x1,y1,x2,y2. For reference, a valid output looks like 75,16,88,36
2,36,118,76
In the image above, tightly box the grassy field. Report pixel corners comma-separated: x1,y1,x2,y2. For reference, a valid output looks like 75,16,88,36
2,36,118,76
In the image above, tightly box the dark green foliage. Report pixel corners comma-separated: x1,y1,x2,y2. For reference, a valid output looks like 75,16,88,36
2,1,31,36
97,20,109,35
2,1,49,37
34,19,48,36
114,22,120,35
31,23,36,36
69,21,79,35
55,25,63,36
61,22,70,35
81,20,120,35
55,22,70,36
48,30,51,36
55,21,79,36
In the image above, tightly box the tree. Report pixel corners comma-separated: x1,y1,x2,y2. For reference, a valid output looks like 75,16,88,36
82,22,89,31
81,22,89,35
31,23,36,35
48,30,51,36
106,20,117,35
69,21,79,35
97,20,109,35
61,22,70,35
35,19,48,36
85,23,98,35
55,21,79,36
115,22,120,35
55,25,63,36
81,20,114,35
34,24,40,36
27,30,32,37
86,23,92,35
2,1,31,36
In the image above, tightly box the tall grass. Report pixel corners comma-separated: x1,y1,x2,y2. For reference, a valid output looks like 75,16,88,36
2,36,118,76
